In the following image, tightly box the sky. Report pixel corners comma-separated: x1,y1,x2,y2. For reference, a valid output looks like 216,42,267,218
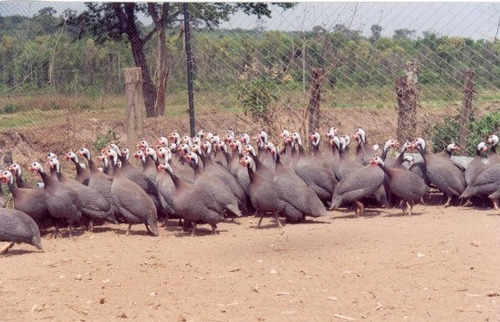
1,2,499,40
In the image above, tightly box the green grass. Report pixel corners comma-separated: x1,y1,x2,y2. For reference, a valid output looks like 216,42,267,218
0,85,498,130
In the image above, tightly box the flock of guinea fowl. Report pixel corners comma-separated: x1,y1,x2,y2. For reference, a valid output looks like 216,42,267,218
0,126,499,254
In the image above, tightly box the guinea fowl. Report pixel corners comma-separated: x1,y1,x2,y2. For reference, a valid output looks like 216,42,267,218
198,141,249,215
8,163,37,189
240,155,287,228
271,149,327,222
28,161,82,238
372,156,427,215
459,163,500,208
465,142,488,189
293,132,337,205
78,147,118,216
158,162,225,235
105,148,159,236
433,142,466,171
253,130,275,169
325,128,341,179
0,207,43,254
227,139,244,176
184,151,243,218
50,157,117,231
278,129,296,168
0,181,4,208
434,143,460,158
413,138,466,207
115,146,164,219
486,134,500,165
0,170,51,227
488,186,500,210
152,147,177,219
64,151,90,185
329,157,385,217
353,128,377,165
336,135,363,181
158,136,195,183
387,141,412,169
135,140,158,182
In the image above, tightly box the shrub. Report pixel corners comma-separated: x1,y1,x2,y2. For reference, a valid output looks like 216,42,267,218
236,76,279,122
427,110,500,155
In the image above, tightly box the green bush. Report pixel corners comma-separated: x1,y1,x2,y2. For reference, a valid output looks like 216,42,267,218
427,110,500,155
236,76,279,122
93,126,121,151
0,104,22,114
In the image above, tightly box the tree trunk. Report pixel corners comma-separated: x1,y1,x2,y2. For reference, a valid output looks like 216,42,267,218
307,68,323,135
458,68,475,154
154,27,168,117
124,67,145,147
117,3,158,117
395,61,418,143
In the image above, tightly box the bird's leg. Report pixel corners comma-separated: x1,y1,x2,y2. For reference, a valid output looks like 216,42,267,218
211,224,218,235
0,242,15,254
52,226,60,239
88,220,94,233
407,200,413,216
493,199,499,210
126,224,132,236
462,198,473,207
443,196,452,207
190,223,197,236
68,224,73,238
354,201,364,217
274,212,282,228
256,211,264,229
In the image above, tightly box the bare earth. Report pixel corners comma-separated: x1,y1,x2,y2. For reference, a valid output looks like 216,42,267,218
0,202,498,322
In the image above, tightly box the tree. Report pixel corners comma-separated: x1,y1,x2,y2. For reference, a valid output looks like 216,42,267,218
393,29,416,40
370,24,382,43
66,2,295,117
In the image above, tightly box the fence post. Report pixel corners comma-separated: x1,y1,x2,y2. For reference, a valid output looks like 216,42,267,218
458,68,475,154
124,67,145,148
395,61,418,143
307,68,323,135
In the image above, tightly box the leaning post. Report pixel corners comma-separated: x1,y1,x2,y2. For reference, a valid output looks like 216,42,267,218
458,68,476,155
395,61,419,144
124,67,145,148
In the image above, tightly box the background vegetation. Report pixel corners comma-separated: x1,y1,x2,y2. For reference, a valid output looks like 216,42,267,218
0,5,498,155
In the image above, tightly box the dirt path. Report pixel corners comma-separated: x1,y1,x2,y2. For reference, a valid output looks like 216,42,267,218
0,203,498,321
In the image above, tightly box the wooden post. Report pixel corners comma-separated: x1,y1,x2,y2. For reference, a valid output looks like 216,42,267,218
458,68,475,154
307,68,323,135
395,61,418,143
124,67,145,147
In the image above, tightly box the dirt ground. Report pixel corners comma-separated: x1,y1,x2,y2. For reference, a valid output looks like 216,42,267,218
0,103,499,321
0,201,498,322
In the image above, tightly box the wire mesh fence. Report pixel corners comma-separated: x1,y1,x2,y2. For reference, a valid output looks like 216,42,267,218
0,2,499,159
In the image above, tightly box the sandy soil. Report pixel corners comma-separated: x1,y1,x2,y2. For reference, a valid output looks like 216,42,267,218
0,201,498,322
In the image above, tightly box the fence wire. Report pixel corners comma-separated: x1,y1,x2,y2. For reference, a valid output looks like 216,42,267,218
0,2,499,157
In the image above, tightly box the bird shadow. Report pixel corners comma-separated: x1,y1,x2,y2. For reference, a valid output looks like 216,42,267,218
172,227,229,237
250,222,283,230
300,218,331,225
329,208,382,220
0,248,44,257
113,227,157,237
383,211,424,218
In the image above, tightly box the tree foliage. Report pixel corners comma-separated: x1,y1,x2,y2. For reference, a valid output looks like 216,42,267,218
0,5,498,120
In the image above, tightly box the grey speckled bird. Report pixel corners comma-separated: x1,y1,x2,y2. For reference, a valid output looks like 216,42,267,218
0,207,43,254
105,148,159,236
158,162,225,236
330,158,385,217
373,156,427,216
